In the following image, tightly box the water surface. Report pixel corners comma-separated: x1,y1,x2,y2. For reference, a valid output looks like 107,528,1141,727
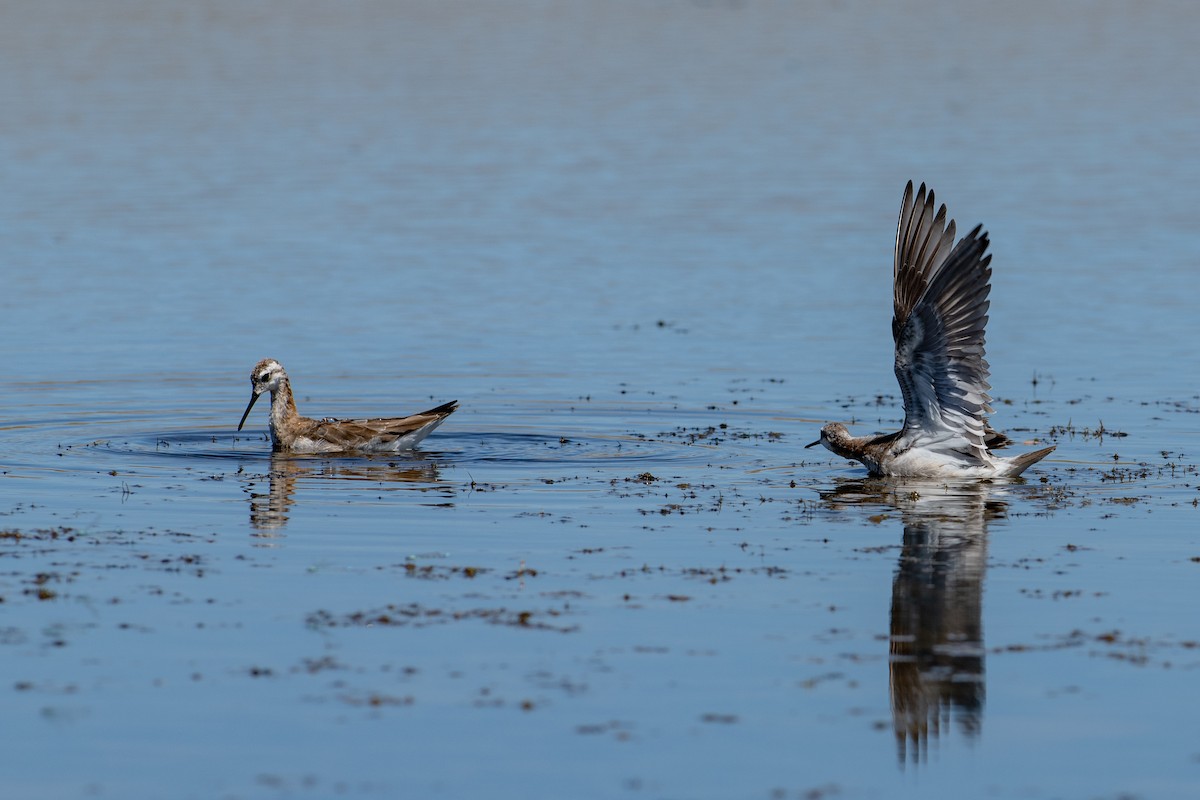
2,3,1199,798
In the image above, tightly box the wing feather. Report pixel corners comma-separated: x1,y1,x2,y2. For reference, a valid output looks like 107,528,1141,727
893,185,995,462
309,401,459,450
893,181,957,342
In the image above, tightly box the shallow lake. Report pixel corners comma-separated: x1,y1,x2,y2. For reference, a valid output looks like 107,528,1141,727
2,3,1199,798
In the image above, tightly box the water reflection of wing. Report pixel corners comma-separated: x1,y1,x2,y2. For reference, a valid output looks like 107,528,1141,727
821,479,1006,765
244,454,446,533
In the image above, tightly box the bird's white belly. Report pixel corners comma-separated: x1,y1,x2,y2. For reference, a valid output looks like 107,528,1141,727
876,447,998,478
281,436,343,454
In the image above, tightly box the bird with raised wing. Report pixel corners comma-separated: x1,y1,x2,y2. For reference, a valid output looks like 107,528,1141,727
237,358,458,453
807,182,1054,478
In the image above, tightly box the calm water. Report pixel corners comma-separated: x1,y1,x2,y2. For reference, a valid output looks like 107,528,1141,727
2,2,1199,798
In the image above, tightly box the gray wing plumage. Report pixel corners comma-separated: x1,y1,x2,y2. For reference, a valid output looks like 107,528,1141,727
892,182,994,461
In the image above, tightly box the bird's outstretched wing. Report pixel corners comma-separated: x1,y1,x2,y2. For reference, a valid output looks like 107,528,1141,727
892,182,994,461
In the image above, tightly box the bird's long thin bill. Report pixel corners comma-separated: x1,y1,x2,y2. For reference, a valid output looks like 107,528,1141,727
238,392,260,431
804,439,821,449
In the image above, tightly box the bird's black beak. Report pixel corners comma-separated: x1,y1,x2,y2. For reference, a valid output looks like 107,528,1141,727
805,438,822,449
238,391,261,432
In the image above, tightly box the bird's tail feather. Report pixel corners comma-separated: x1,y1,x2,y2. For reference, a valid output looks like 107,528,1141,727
1003,445,1056,477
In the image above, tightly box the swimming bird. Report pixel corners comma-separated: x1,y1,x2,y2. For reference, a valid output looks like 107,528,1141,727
237,358,458,453
806,182,1055,478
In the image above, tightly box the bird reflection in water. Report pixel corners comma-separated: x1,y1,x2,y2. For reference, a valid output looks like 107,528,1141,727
821,479,1007,765
243,453,449,533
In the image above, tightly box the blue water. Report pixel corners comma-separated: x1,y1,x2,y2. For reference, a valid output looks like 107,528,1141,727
2,3,1199,798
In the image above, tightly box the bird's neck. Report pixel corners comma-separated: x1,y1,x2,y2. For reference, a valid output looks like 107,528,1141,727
269,379,300,432
826,431,894,472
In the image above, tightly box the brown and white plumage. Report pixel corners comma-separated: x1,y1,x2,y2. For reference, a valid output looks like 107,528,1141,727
237,358,458,453
807,182,1054,478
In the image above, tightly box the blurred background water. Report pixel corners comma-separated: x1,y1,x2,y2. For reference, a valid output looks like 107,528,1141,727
1,2,1198,799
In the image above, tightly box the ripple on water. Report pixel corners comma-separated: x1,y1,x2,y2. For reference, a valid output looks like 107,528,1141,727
55,424,723,473
35,426,730,532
